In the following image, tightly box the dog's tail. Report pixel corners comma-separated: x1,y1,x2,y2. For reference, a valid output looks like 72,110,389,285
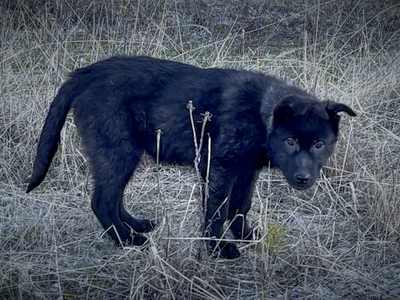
26,79,77,193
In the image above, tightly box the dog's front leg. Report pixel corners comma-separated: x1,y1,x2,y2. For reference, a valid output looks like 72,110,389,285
203,165,240,259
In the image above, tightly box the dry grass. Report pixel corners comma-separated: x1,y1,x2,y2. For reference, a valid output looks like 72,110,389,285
1,0,400,299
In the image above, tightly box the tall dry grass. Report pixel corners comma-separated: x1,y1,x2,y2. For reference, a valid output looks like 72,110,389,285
1,0,400,299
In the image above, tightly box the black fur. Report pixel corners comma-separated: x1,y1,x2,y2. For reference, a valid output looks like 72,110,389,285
27,56,356,259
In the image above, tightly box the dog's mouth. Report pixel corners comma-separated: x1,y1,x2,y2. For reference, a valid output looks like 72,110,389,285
290,183,313,190
286,175,316,190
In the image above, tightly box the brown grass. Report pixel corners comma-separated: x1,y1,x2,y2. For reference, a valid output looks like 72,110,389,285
1,0,400,299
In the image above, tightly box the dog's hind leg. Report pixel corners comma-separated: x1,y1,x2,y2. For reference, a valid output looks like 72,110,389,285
89,140,152,246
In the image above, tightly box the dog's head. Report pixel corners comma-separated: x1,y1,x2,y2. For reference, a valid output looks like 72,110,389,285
267,95,356,190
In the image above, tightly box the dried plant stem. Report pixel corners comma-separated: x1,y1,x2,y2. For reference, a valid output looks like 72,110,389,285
155,128,171,259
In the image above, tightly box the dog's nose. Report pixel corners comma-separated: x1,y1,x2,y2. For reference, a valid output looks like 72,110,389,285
295,173,311,185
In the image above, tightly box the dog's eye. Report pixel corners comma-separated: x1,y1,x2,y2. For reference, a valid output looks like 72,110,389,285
286,138,296,146
314,142,324,149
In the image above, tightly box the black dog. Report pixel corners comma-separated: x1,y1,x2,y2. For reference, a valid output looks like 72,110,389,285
27,56,356,258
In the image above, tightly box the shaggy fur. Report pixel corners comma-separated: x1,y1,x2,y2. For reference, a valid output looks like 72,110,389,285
27,56,356,258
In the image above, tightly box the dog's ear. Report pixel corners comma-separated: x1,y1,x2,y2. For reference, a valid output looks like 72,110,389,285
326,101,357,117
272,95,309,127
325,101,356,135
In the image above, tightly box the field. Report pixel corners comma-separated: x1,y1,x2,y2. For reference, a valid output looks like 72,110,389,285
1,0,400,299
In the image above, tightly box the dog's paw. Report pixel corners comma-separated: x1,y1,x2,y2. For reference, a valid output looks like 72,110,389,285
131,233,148,246
117,232,148,247
136,219,156,233
122,219,156,233
115,224,150,247
209,241,240,259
